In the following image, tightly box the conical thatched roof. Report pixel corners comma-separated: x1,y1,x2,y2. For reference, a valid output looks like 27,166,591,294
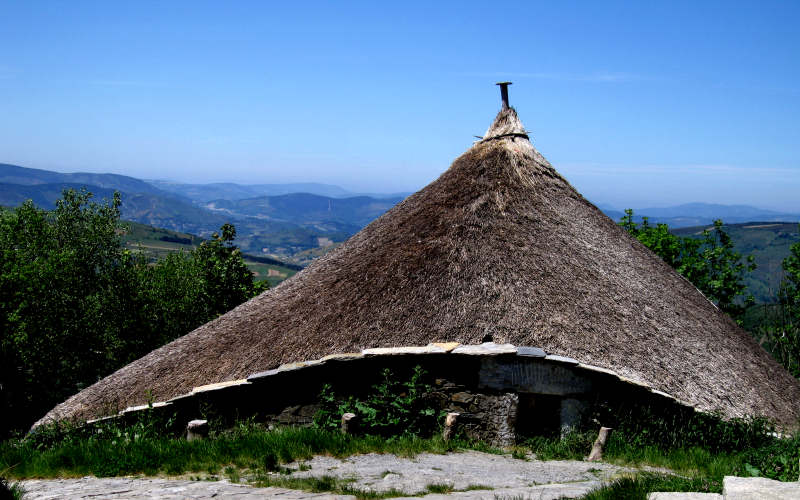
42,106,800,428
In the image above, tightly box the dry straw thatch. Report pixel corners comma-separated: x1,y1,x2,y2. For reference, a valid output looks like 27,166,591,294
42,106,800,429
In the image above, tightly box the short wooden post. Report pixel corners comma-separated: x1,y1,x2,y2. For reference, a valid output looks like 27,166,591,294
341,413,357,434
442,412,460,441
186,419,209,441
587,427,612,461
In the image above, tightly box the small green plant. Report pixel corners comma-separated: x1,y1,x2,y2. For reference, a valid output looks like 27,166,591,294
425,483,454,494
580,473,722,500
314,365,440,437
223,466,240,483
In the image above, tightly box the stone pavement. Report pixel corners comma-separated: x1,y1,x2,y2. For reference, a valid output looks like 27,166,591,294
19,477,354,499
19,450,637,499
286,451,629,493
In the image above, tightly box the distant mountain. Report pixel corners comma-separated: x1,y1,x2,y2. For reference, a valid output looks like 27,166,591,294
0,181,231,236
206,192,404,227
0,163,392,260
148,180,354,202
598,202,800,228
0,163,173,198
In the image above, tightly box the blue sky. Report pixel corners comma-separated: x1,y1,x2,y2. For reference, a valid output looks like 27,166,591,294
1,1,798,211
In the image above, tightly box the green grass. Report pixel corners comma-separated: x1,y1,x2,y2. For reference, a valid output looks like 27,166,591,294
580,473,722,500
0,425,496,480
251,474,491,500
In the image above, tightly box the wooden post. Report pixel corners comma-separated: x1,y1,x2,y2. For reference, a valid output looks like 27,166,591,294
341,413,357,434
587,427,612,461
442,412,460,441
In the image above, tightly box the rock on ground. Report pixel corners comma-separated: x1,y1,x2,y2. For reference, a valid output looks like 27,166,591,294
723,476,800,500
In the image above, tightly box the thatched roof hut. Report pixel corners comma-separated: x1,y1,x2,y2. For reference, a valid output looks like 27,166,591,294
41,97,800,429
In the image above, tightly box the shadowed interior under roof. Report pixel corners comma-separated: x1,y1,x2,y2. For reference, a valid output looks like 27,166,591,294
40,106,800,429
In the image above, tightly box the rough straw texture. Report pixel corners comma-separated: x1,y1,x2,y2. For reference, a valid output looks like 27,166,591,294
40,108,800,428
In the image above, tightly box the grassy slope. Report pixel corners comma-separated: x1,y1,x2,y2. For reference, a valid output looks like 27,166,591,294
673,222,800,303
120,221,299,287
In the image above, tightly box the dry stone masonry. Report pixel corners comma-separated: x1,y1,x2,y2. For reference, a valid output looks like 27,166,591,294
88,342,693,445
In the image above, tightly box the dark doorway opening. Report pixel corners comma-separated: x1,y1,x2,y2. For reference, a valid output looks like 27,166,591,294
516,393,562,438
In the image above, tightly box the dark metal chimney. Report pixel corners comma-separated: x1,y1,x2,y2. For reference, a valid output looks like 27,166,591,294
496,81,512,109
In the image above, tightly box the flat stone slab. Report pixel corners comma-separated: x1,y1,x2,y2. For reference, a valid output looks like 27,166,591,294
247,368,280,381
286,450,634,494
430,342,461,352
320,352,363,361
452,343,517,355
191,379,249,394
516,346,547,357
723,476,800,499
391,481,603,499
648,493,722,499
577,363,618,377
278,360,325,372
617,375,652,389
362,345,447,356
544,354,579,365
19,477,355,499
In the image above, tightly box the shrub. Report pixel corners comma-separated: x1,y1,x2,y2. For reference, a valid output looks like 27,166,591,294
314,365,440,437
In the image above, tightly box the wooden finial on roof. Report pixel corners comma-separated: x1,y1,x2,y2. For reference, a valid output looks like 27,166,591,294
496,82,512,109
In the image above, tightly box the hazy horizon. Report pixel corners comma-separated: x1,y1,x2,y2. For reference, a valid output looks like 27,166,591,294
2,1,798,212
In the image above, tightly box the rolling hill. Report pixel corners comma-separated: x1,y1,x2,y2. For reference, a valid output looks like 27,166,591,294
673,222,800,303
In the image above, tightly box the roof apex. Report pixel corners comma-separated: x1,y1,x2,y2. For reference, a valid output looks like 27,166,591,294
483,107,529,141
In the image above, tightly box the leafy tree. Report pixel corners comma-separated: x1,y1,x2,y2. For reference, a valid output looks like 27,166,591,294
762,234,800,377
0,189,265,436
619,210,755,321
780,233,800,318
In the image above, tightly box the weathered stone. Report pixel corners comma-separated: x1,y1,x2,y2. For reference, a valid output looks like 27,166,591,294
723,476,800,499
451,392,474,404
191,378,249,394
648,493,721,499
119,400,172,417
442,412,459,441
479,357,593,395
247,368,280,381
618,375,651,389
320,352,363,361
186,419,208,441
278,359,325,372
430,342,460,352
545,354,579,365
452,342,517,355
587,427,612,461
517,346,547,357
651,389,678,401
577,363,618,377
341,413,357,434
362,345,447,356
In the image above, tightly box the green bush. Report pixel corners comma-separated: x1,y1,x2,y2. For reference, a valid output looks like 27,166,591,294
0,189,265,437
314,365,440,437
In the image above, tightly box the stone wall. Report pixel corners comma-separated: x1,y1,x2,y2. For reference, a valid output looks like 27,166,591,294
92,342,693,445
